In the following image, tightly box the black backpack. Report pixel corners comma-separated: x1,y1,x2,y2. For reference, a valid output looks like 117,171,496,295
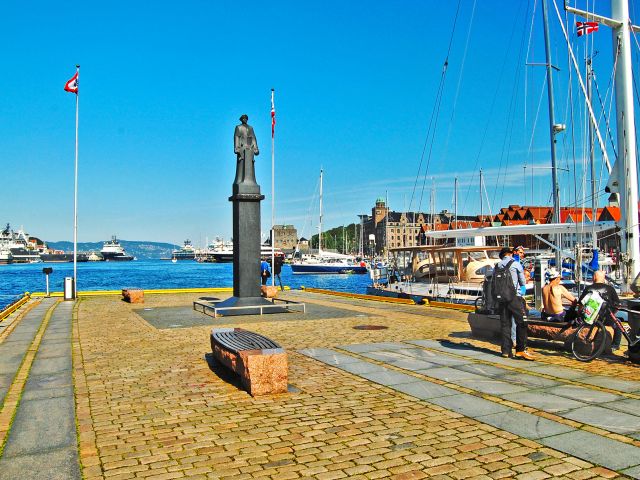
492,259,516,304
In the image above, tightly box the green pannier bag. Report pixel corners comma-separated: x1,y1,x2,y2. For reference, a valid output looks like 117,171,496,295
580,290,605,325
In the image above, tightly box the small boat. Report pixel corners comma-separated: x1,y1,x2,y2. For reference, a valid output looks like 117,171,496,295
291,169,367,275
171,257,177,263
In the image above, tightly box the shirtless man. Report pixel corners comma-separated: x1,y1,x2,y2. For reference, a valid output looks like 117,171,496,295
542,269,576,321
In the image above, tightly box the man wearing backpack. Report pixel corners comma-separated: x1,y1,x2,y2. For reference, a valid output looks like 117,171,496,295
493,247,535,360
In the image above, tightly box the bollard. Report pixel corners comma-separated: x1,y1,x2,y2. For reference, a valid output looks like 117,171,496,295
42,267,53,298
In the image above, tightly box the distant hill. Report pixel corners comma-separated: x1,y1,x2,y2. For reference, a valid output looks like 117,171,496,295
46,240,179,260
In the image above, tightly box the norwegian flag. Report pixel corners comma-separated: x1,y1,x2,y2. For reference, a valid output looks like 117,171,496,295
577,21,599,37
271,89,276,138
64,71,78,94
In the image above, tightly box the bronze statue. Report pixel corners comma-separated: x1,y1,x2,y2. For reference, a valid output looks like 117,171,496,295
233,114,259,185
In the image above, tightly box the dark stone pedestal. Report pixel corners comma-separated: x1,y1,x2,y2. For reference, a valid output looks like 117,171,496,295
213,183,272,316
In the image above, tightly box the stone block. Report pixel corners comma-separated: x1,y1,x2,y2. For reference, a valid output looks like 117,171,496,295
122,289,144,304
210,330,288,396
260,286,278,298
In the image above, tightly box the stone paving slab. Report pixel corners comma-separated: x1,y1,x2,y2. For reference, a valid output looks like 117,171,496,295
427,392,511,416
393,347,470,366
562,405,640,435
603,398,640,417
359,368,422,386
475,409,576,439
0,446,81,480
1,397,77,457
337,360,389,375
417,365,485,382
387,358,436,371
500,372,561,388
543,384,625,403
457,362,512,377
526,364,590,380
297,349,363,366
359,349,413,363
577,374,640,393
338,341,407,353
501,391,589,414
454,377,530,395
540,430,640,472
391,379,460,400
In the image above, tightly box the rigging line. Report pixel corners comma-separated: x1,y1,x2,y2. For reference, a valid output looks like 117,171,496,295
461,9,522,211
525,0,540,131
414,0,462,213
441,0,477,166
563,6,580,236
494,0,532,209
592,53,619,159
552,0,612,174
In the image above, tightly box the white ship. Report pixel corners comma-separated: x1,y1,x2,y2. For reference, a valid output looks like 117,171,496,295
100,236,134,261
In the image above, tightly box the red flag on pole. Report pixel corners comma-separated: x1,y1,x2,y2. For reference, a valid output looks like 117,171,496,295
64,72,78,94
271,89,276,138
576,21,599,37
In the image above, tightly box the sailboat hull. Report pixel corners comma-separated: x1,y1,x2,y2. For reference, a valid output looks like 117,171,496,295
291,264,367,274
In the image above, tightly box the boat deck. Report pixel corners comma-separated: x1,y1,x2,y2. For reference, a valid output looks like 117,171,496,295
0,289,639,479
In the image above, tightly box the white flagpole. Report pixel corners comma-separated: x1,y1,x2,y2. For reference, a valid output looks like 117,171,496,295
73,64,80,298
271,88,275,287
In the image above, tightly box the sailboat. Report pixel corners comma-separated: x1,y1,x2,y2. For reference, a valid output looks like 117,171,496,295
291,169,367,274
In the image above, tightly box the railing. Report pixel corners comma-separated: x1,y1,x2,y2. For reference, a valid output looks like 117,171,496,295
0,293,31,322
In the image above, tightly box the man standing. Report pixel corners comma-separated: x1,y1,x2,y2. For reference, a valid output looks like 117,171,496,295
494,247,535,360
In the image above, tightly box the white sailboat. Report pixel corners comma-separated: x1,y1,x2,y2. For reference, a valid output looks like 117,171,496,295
291,169,367,274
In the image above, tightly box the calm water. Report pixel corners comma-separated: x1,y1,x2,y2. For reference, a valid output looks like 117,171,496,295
0,260,371,307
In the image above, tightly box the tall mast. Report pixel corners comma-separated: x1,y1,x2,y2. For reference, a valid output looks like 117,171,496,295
541,0,562,268
566,0,640,285
479,169,484,223
612,0,640,284
587,59,598,249
318,169,323,253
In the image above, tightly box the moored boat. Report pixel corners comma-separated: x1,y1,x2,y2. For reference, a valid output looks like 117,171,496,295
101,236,134,261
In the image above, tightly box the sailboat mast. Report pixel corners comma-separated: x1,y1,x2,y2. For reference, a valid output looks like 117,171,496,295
479,169,484,223
587,59,598,250
319,169,323,254
541,0,562,267
612,0,640,284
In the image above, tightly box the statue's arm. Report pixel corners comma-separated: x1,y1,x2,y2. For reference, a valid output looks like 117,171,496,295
234,126,240,154
250,127,259,155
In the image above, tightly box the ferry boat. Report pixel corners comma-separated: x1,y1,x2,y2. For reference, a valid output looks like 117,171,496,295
171,240,197,260
0,248,13,265
101,236,134,261
0,224,41,263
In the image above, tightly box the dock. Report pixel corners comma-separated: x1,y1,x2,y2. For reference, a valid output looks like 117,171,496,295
0,289,639,479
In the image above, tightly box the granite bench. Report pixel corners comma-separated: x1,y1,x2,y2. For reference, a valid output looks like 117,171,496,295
210,328,288,396
122,288,144,303
467,313,615,353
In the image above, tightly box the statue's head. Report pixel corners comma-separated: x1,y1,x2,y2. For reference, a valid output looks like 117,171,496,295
239,114,248,124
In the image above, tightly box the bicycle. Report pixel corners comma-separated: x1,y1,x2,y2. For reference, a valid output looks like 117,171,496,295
570,302,640,362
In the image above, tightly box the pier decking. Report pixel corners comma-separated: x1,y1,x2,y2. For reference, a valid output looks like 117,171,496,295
0,290,639,479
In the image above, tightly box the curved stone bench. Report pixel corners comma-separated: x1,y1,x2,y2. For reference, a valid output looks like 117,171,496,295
210,328,288,396
122,288,144,304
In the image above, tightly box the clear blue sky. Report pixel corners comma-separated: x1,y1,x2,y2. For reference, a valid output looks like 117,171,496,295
1,1,628,246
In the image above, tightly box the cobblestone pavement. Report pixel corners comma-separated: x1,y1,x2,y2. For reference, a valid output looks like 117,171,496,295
2,291,640,479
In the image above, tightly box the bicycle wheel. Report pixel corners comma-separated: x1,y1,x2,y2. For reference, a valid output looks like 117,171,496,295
571,320,607,362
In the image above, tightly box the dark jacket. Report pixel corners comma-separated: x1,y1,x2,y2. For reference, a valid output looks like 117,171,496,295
578,282,620,309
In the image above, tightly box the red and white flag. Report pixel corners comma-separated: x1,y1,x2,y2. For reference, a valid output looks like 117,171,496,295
271,89,276,138
577,21,599,37
64,71,78,94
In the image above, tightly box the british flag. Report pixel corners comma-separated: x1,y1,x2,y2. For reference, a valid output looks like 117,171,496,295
577,21,599,37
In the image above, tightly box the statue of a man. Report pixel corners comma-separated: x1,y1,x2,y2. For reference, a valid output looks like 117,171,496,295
233,114,259,185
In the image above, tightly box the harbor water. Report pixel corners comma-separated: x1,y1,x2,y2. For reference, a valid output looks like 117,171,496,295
0,260,371,307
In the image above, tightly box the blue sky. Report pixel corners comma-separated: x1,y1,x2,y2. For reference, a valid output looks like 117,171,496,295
1,1,629,246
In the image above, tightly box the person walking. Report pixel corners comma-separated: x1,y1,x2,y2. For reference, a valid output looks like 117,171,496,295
493,246,535,360
260,259,271,286
273,254,284,290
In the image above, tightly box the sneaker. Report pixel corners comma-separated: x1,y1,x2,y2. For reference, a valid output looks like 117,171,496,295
515,350,536,361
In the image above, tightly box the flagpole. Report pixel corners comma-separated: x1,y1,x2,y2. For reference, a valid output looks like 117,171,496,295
271,88,275,287
73,65,80,298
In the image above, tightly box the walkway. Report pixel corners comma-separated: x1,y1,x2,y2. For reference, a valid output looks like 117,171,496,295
0,299,81,479
300,339,640,478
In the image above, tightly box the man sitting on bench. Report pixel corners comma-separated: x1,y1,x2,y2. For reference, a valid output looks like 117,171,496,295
542,269,576,322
